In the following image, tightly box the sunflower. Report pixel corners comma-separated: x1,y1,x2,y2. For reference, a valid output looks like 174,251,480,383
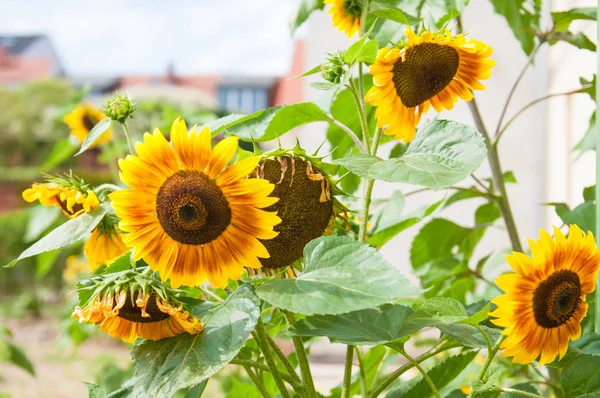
324,0,362,38
252,156,333,269
64,103,112,146
110,118,281,288
22,176,100,218
84,219,129,270
73,287,203,343
365,28,495,142
490,225,600,365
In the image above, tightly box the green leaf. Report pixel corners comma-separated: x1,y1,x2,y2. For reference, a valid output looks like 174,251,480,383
132,284,260,397
439,324,500,349
337,120,486,189
475,202,501,225
374,0,469,29
549,31,596,51
506,384,541,398
387,351,477,398
84,383,106,398
35,249,60,279
410,219,474,270
489,0,541,55
444,189,487,208
584,186,596,202
297,64,322,78
2,341,35,376
185,381,209,398
369,198,444,248
24,205,61,243
370,8,421,26
217,108,280,141
560,202,595,233
574,111,596,153
345,37,379,65
40,138,77,172
6,204,108,268
561,353,600,397
288,304,415,345
75,118,113,156
552,7,596,31
256,236,422,315
290,0,324,33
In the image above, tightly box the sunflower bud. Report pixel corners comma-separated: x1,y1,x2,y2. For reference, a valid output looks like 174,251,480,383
321,51,347,84
104,92,136,124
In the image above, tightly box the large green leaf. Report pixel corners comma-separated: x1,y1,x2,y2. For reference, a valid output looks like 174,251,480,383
387,351,477,398
489,0,541,55
552,7,596,31
561,353,600,397
24,205,61,243
288,304,414,345
336,120,486,189
84,383,106,398
75,118,113,156
549,31,596,51
410,219,475,270
0,340,35,376
256,236,421,315
290,0,325,33
131,284,260,397
6,204,109,268
372,0,469,29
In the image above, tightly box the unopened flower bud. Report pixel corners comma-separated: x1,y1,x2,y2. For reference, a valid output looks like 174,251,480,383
104,92,136,124
321,51,347,84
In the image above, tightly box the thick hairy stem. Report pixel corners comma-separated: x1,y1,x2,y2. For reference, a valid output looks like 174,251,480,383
230,359,303,391
467,336,506,398
466,98,523,252
348,80,371,150
266,334,302,386
282,311,318,398
330,117,367,154
342,345,355,398
355,346,368,398
243,365,271,398
398,348,441,398
254,319,291,398
487,387,544,398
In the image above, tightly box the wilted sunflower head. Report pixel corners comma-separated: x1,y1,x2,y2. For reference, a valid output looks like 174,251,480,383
84,215,129,270
324,0,362,38
490,225,600,365
72,272,203,343
22,173,99,218
252,155,334,269
365,28,495,142
64,103,112,146
110,118,281,288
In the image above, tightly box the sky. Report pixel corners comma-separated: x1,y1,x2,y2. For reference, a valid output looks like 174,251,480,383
0,0,304,77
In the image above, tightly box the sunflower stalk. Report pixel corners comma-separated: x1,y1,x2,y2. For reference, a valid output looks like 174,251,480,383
243,365,271,398
230,359,303,391
282,310,318,398
266,333,303,386
398,347,441,398
467,335,506,398
254,318,291,398
355,346,368,398
486,387,544,398
121,121,135,155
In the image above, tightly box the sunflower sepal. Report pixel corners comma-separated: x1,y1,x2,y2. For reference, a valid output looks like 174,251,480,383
104,92,137,124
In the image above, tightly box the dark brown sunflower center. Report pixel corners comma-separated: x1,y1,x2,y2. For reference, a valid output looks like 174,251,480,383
533,270,582,328
117,294,170,323
82,113,98,131
392,43,459,108
56,195,83,216
156,170,231,245
343,0,362,17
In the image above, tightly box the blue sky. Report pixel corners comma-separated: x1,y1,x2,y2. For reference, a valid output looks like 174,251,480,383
0,0,303,76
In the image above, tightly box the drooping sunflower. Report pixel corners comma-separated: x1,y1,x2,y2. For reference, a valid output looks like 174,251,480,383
73,285,203,343
64,103,112,146
365,28,495,142
490,225,600,365
22,174,100,218
252,155,334,269
110,118,281,288
84,218,129,270
324,0,362,38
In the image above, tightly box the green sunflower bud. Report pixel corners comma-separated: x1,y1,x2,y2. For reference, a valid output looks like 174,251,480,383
321,51,347,84
104,92,136,124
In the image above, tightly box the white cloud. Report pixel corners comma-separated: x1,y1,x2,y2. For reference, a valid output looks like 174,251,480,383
0,0,303,76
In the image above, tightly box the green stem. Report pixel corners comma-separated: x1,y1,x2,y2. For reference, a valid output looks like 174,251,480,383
254,318,291,398
398,348,441,398
199,286,224,302
495,86,591,144
547,367,565,398
230,359,303,391
466,97,523,252
595,0,600,335
266,333,302,385
282,311,318,398
121,121,135,155
486,387,544,398
348,80,371,150
330,116,367,154
368,341,453,398
473,324,492,356
355,346,368,398
342,345,355,398
467,336,505,398
243,365,271,398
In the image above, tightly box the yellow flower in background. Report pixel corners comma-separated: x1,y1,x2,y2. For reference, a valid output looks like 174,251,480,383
62,255,92,283
72,288,203,343
490,225,600,365
22,176,100,218
64,103,112,146
110,118,281,288
84,222,129,270
325,0,362,38
365,28,495,142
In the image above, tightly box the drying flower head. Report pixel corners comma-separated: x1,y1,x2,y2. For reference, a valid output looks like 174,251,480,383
325,0,362,38
22,173,100,218
72,271,203,343
64,103,112,146
110,118,281,288
365,28,495,142
252,151,335,269
490,225,600,365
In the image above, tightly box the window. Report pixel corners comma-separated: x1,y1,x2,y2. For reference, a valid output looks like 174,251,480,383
218,87,269,113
